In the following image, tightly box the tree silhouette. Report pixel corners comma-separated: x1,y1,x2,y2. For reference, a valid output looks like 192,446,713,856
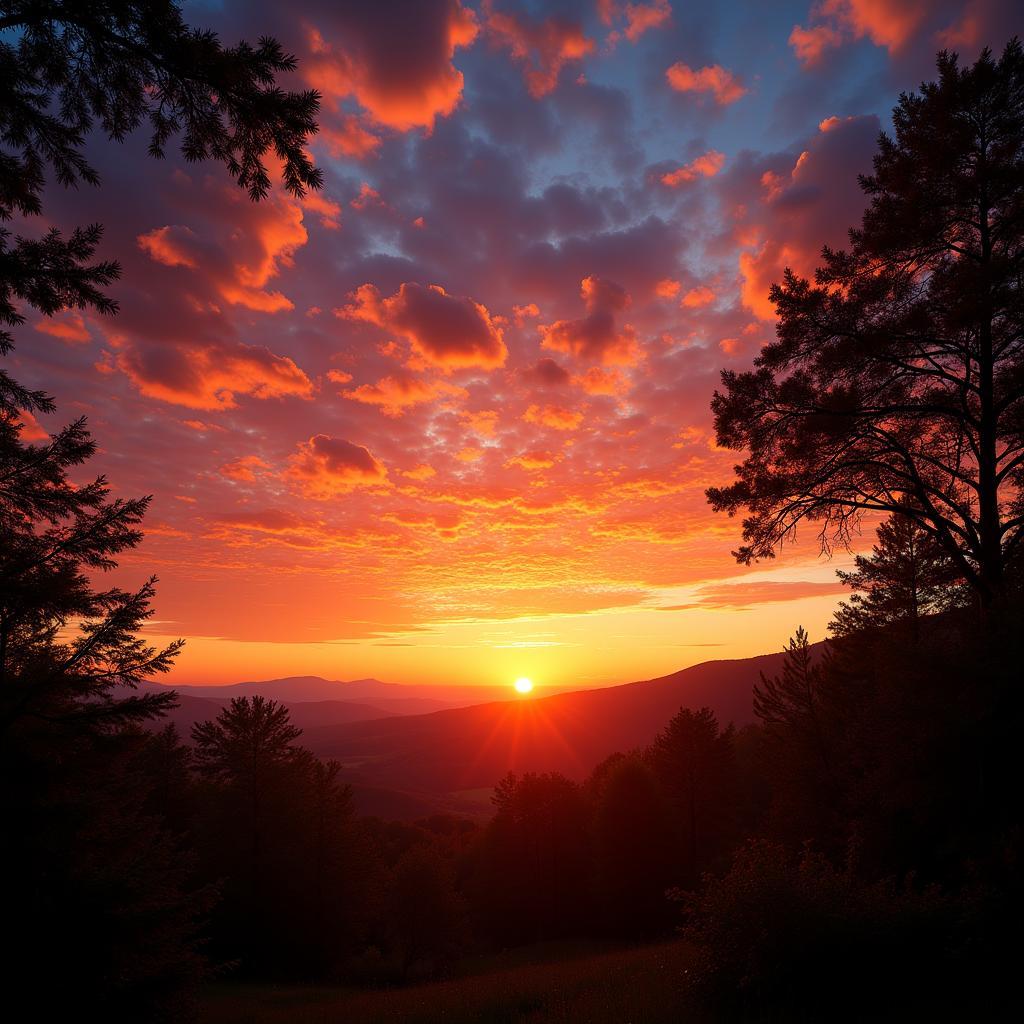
191,697,309,938
0,416,181,732
0,4,322,1010
592,755,677,936
707,41,1024,610
649,707,735,884
754,628,833,781
831,508,967,640
0,0,322,412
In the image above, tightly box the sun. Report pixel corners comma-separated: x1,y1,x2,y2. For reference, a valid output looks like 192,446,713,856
513,676,534,695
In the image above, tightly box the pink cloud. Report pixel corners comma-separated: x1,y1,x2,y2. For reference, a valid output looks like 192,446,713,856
338,282,507,371
288,434,388,497
660,150,726,187
539,276,639,365
302,2,479,131
114,338,313,410
666,62,747,104
342,374,467,417
485,4,595,97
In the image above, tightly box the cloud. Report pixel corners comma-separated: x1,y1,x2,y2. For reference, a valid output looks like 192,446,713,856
210,509,305,533
788,22,845,65
523,403,585,430
338,282,507,370
220,455,271,482
660,149,726,187
485,4,595,97
665,62,747,104
318,113,382,158
521,357,572,388
600,1,673,42
575,365,628,395
302,1,479,131
34,312,91,343
539,276,639,365
681,285,716,308
114,338,313,410
665,579,848,609
341,374,467,416
288,434,388,496
789,0,929,66
137,188,308,313
506,449,559,470
721,113,880,319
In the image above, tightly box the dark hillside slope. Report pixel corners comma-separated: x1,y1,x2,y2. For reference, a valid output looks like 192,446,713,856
304,651,794,798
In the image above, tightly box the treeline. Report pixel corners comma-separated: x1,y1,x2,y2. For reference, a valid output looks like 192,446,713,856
7,502,1020,1021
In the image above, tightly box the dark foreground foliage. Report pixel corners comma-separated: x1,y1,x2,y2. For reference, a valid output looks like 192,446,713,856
3,9,1024,1020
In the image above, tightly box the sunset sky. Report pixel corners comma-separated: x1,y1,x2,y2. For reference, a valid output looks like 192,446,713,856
17,0,1020,687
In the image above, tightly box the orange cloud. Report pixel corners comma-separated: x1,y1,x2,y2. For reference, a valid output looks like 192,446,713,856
351,182,385,210
485,5,595,97
319,114,382,158
34,312,91,343
288,434,388,497
660,149,726,187
210,509,305,535
789,0,928,66
115,339,313,410
667,579,848,609
302,3,479,131
681,285,716,308
462,409,500,437
403,464,437,481
600,1,673,42
220,455,271,482
506,449,559,471
665,62,747,104
739,244,799,320
788,23,844,65
138,191,307,313
16,410,49,441
576,366,628,396
622,1,672,41
342,374,467,416
338,282,507,371
539,276,639,365
524,403,584,431
655,278,681,298
302,192,343,230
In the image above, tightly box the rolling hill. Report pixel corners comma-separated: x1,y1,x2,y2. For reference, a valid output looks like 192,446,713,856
300,650,792,815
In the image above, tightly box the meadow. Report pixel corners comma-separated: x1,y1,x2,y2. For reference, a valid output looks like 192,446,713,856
198,941,699,1024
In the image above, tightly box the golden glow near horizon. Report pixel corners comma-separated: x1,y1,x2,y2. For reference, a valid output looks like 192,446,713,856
514,677,535,694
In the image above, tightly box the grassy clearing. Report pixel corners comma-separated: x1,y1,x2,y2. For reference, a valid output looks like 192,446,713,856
199,940,701,1024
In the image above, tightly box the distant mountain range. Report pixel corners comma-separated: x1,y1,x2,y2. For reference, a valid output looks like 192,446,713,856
301,652,787,798
146,650,795,819
138,675,523,736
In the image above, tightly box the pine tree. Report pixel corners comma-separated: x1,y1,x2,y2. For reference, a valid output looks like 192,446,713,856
754,628,830,771
831,510,967,640
649,707,736,884
708,41,1024,610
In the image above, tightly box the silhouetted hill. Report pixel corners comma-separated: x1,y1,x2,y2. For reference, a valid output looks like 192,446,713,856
303,650,798,813
155,692,405,736
149,675,527,710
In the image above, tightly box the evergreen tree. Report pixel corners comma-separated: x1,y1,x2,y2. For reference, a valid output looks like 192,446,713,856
592,755,678,935
648,707,736,884
0,3,322,1012
832,510,967,640
753,628,832,777
707,41,1024,610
